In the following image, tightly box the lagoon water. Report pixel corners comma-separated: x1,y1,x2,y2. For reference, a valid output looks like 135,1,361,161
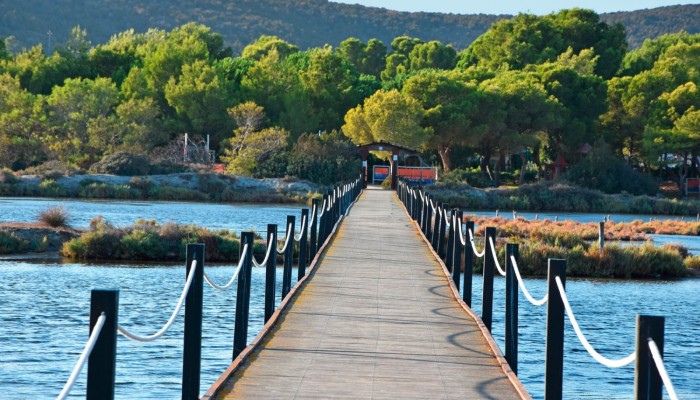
0,198,699,398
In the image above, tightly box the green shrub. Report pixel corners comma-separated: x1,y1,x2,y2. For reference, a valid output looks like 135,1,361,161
0,231,29,254
684,256,700,270
20,161,82,177
89,152,151,176
287,131,361,185
37,206,70,227
566,142,658,196
37,179,68,197
148,185,207,201
0,168,18,184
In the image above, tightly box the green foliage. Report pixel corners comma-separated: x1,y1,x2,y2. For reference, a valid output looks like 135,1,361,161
222,126,290,178
566,142,659,195
88,152,151,176
0,231,29,254
287,131,360,185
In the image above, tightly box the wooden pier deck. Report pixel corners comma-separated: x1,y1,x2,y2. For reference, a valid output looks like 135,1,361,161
206,188,527,399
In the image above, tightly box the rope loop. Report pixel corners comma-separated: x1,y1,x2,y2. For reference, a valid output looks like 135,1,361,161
277,222,294,255
57,313,106,400
117,260,198,342
510,255,548,306
456,216,466,246
294,214,307,242
203,243,250,292
252,240,274,268
468,229,486,258
648,339,679,400
554,276,636,368
488,237,507,277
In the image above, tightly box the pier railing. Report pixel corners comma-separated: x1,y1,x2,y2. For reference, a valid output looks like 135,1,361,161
397,180,679,400
57,177,362,400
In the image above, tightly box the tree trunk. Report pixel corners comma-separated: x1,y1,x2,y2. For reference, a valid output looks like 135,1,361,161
480,151,493,181
493,150,504,187
519,152,528,186
437,144,453,173
679,152,689,194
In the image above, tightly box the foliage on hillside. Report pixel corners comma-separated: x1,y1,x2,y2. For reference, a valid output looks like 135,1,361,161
1,1,699,55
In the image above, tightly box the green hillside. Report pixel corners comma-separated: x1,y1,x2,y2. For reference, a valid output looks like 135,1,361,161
2,0,698,53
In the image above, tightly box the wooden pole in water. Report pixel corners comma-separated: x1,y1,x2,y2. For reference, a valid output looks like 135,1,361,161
87,289,119,400
182,243,204,400
264,224,277,323
599,221,605,251
544,259,566,400
282,216,295,299
233,232,254,360
505,243,519,375
482,227,496,332
634,315,665,400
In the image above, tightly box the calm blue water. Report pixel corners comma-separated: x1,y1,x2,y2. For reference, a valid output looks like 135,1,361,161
0,197,304,233
0,198,698,398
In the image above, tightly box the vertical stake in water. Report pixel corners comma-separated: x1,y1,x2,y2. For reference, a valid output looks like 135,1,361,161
545,259,566,400
264,224,277,323
599,221,605,252
233,232,254,360
310,199,319,259
87,289,119,400
482,227,496,332
182,243,204,400
298,208,309,280
634,315,665,400
282,215,295,299
505,243,519,375
463,220,474,307
452,210,463,290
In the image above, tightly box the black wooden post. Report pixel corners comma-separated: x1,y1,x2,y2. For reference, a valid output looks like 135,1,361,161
182,244,204,400
310,199,319,259
446,209,455,269
425,195,433,240
432,204,441,250
599,221,605,251
634,315,665,400
505,243,519,375
438,203,448,258
463,220,475,307
233,232,254,360
391,155,398,190
421,192,429,235
482,227,496,332
282,215,295,299
298,208,309,280
452,210,463,290
264,224,277,323
87,289,119,400
545,259,567,400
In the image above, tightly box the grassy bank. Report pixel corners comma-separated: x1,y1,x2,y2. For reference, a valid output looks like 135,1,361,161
429,181,700,216
61,218,278,262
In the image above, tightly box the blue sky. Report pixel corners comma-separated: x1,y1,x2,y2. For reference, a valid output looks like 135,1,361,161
330,1,698,15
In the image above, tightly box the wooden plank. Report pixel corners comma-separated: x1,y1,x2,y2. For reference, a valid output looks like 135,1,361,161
208,188,528,399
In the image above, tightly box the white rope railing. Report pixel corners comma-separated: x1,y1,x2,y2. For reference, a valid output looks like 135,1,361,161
277,222,294,255
468,229,486,258
430,198,437,213
554,276,636,368
457,217,467,246
117,260,197,342
318,198,326,218
294,214,307,241
252,240,273,268
648,339,679,400
488,237,507,277
202,243,250,291
510,255,548,306
57,313,106,400
444,209,451,230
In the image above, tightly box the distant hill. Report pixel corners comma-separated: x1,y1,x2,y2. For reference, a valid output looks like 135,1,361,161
2,0,699,54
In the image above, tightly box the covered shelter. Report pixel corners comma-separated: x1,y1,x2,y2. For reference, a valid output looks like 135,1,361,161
357,141,424,189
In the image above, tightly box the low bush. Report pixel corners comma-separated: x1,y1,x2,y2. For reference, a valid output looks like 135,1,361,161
89,152,151,176
37,206,70,227
0,231,29,254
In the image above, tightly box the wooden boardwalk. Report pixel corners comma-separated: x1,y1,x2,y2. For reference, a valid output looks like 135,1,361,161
206,188,526,400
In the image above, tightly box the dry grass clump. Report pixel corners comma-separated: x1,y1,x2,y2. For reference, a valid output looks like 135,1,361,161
37,206,70,228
